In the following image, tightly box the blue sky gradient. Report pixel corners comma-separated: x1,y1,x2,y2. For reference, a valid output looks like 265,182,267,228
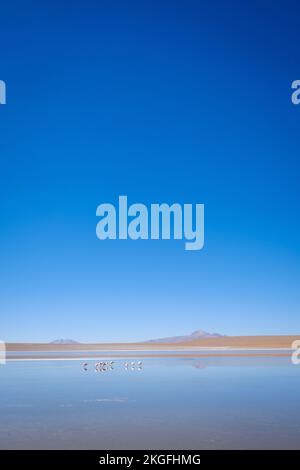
1,1,300,342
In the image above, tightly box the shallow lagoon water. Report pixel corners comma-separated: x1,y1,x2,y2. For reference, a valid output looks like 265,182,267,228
0,356,300,449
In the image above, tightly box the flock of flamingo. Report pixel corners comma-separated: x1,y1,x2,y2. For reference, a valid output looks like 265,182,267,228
82,360,143,371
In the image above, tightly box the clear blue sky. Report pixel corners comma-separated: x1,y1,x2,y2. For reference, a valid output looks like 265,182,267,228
1,0,300,342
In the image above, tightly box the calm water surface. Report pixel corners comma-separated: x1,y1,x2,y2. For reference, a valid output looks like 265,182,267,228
0,356,300,449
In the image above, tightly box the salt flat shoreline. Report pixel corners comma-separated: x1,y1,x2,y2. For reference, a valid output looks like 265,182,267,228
5,335,299,360
6,351,292,361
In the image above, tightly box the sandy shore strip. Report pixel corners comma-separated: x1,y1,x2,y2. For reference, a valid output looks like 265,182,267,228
6,351,292,361
4,335,299,361
6,335,300,354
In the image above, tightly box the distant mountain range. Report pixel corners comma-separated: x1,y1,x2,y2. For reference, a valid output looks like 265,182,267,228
49,331,223,345
50,339,80,345
146,329,224,343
